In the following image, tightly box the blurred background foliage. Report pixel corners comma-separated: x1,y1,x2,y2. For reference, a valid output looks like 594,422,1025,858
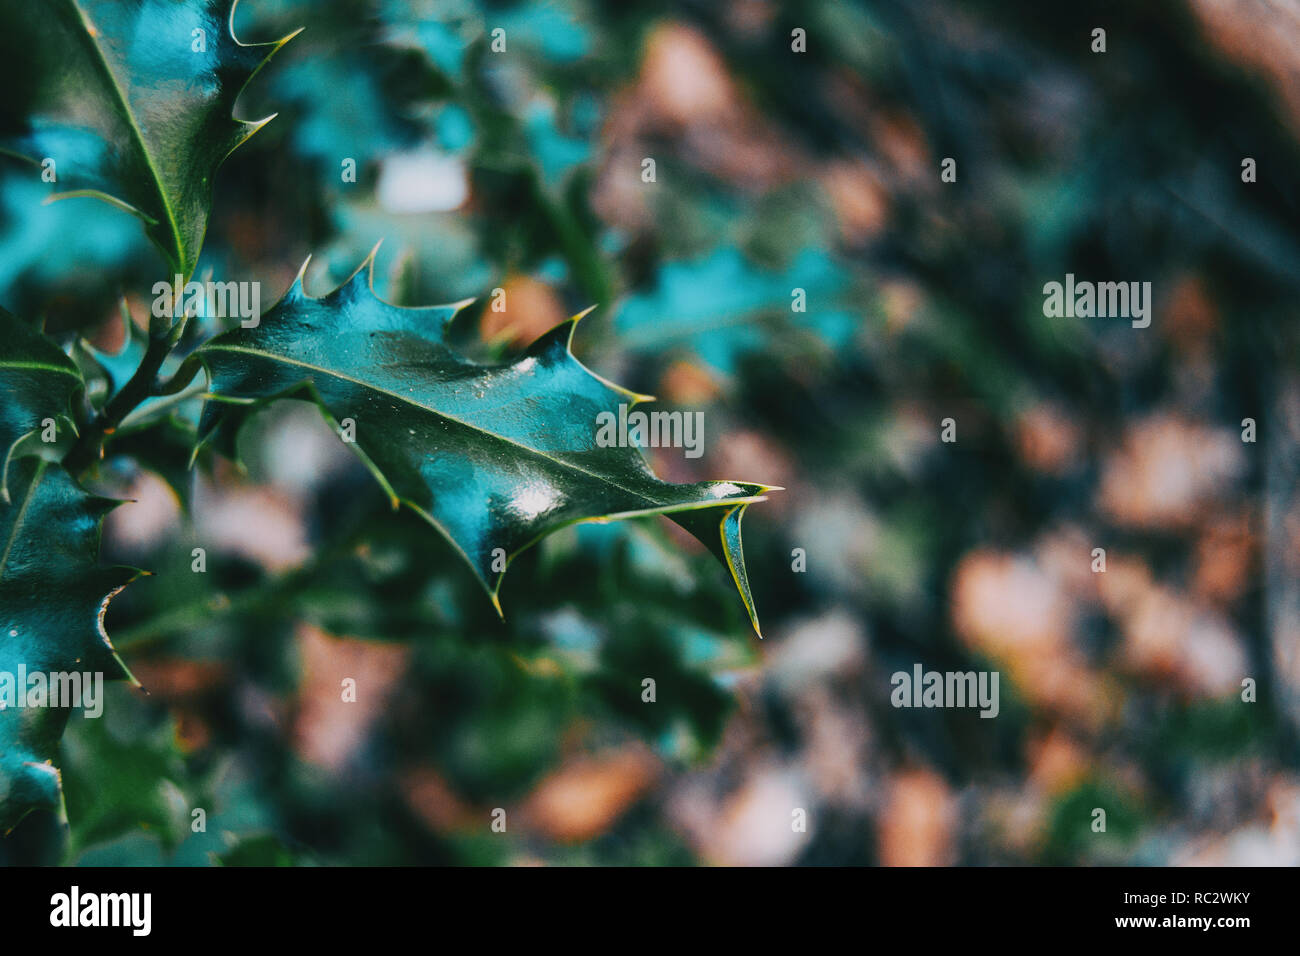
2,0,1300,865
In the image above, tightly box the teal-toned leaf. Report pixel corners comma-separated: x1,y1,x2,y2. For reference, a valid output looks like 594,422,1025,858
413,20,471,81
493,0,591,63
0,307,83,500
0,169,150,311
614,246,857,373
0,458,137,833
195,251,774,632
75,300,150,410
271,53,412,166
0,0,298,279
525,100,591,185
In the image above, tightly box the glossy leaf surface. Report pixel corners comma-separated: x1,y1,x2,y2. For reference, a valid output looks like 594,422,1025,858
196,256,773,632
0,459,136,832
0,0,296,278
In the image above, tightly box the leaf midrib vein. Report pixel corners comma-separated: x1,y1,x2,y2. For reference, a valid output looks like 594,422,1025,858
0,460,45,585
0,360,81,379
202,343,737,510
64,0,185,272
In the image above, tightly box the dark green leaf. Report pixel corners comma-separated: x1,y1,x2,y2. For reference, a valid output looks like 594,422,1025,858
195,252,774,632
0,0,297,278
0,458,137,833
0,307,82,501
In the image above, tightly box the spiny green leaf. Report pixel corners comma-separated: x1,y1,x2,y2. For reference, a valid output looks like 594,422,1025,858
195,252,775,633
0,458,138,833
0,0,298,279
0,307,83,501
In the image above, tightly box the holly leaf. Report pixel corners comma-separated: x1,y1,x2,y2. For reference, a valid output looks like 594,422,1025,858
0,0,298,279
0,458,138,833
0,307,83,501
195,252,775,633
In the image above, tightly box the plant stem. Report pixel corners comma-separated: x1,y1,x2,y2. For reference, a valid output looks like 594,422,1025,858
64,329,175,475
